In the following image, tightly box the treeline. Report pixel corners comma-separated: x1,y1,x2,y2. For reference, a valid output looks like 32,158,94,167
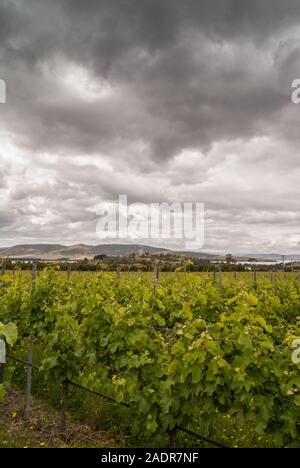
0,257,291,272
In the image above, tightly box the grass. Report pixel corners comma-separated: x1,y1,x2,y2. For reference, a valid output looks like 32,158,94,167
0,385,288,448
0,388,122,448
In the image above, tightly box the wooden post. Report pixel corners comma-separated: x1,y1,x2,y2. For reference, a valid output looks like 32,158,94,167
0,365,4,384
24,263,37,420
168,428,177,448
24,341,33,420
67,264,71,283
219,267,223,290
253,271,257,283
116,267,121,280
60,379,69,435
154,266,159,285
213,270,216,282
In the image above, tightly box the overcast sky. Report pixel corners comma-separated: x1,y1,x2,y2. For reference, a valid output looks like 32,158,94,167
1,0,300,253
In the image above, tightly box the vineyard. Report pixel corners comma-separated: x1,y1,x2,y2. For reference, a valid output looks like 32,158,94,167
0,269,300,448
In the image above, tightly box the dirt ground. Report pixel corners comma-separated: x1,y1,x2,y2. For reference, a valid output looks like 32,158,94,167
0,388,118,448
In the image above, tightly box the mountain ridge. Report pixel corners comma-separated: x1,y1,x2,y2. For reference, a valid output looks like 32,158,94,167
0,244,299,261
0,243,207,260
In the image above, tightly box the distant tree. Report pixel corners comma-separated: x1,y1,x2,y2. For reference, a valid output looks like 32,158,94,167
226,254,236,264
94,254,107,260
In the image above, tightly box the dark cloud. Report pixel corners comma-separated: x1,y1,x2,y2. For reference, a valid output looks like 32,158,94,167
0,0,300,251
0,0,298,157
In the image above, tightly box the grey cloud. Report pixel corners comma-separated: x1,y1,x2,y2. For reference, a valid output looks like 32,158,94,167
1,0,300,251
0,0,297,159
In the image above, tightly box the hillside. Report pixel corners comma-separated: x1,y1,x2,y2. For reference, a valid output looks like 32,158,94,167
1,244,298,262
0,243,183,260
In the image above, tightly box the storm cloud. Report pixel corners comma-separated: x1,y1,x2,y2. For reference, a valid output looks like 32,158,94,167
0,0,300,252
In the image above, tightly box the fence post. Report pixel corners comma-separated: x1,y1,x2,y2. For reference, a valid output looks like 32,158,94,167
24,263,37,420
67,264,71,282
60,379,69,435
116,267,121,280
168,428,177,448
154,266,160,286
253,271,257,283
219,267,223,290
0,365,4,384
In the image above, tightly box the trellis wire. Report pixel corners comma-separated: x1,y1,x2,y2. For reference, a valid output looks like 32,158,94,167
6,354,231,449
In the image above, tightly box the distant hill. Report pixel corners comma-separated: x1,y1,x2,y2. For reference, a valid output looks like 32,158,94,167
0,243,298,262
0,243,211,260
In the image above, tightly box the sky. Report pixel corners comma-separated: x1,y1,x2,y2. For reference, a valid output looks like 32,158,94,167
0,0,300,253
